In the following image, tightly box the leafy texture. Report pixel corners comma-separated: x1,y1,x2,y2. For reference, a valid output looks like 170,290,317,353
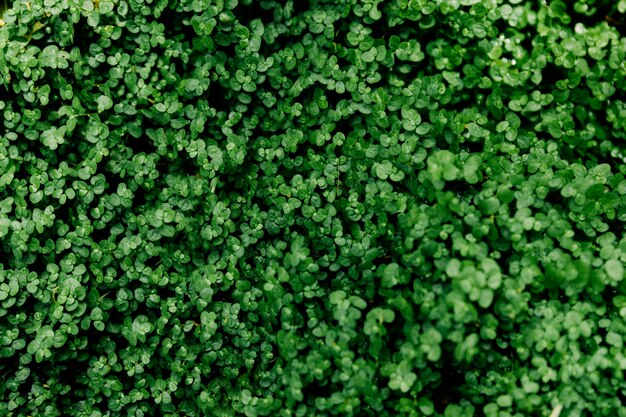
2,0,626,416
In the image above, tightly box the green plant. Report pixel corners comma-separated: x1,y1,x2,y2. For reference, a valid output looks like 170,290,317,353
2,0,626,416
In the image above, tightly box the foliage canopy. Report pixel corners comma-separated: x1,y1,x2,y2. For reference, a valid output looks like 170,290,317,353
2,0,626,416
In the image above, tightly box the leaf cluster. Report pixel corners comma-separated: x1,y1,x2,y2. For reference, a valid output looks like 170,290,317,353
2,0,626,416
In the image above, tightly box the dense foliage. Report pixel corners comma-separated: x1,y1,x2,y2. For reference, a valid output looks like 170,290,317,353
2,0,626,415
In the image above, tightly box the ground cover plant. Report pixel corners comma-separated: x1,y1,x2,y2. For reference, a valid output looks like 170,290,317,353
2,0,626,416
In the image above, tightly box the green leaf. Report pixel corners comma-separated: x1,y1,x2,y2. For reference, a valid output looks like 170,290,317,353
614,295,626,308
401,107,422,131
463,154,483,184
478,197,500,215
41,126,66,150
374,161,394,180
329,290,346,304
97,95,113,112
388,362,417,393
446,259,462,278
605,259,624,281
99,0,114,13
478,289,494,308
418,398,436,415
362,47,377,63
382,263,400,287
82,0,95,11
444,404,464,417
206,145,223,171
428,150,459,184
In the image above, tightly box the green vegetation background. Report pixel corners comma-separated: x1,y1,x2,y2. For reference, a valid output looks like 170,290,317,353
2,0,626,416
